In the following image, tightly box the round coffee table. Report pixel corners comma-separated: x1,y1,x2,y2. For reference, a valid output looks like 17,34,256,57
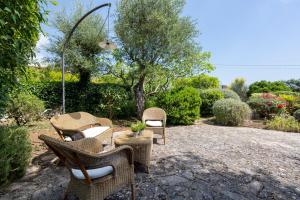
114,130,153,173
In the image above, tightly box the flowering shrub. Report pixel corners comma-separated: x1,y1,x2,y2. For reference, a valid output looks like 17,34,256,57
279,94,300,114
247,93,286,119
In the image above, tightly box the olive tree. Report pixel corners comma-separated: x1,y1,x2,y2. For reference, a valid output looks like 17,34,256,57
113,0,213,118
46,2,106,86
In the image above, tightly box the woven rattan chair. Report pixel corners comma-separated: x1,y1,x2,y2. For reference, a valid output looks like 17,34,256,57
50,112,113,144
142,107,167,145
39,134,135,200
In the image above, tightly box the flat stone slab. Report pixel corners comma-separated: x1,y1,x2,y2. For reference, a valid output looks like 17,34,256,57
1,124,300,200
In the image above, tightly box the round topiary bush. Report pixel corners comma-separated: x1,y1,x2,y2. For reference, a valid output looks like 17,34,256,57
158,87,202,125
213,99,251,126
199,88,224,116
294,109,300,121
222,89,241,101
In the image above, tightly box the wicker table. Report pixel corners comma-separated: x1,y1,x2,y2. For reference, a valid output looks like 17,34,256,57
114,130,153,173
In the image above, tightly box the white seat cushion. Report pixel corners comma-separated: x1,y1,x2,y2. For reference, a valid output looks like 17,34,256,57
64,136,72,142
82,126,110,138
71,166,113,180
146,120,163,127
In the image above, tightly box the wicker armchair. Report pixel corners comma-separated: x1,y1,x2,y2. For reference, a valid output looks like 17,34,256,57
50,112,113,144
39,134,135,200
142,107,167,145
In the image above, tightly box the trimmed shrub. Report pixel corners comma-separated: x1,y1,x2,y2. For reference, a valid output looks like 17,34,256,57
247,93,286,119
175,74,220,90
0,126,31,186
158,87,201,125
6,93,45,125
266,115,300,133
213,99,251,126
222,89,241,101
28,81,133,118
200,89,224,116
294,109,300,121
247,80,291,96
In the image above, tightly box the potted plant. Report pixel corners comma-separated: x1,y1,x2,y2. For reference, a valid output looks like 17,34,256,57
130,121,146,137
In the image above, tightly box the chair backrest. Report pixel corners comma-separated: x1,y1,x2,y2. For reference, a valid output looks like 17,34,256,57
50,112,97,131
142,107,166,122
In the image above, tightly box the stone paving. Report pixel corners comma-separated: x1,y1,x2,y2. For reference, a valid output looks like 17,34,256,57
1,124,300,200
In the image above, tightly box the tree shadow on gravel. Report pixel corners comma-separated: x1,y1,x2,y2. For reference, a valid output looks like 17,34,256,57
107,152,300,200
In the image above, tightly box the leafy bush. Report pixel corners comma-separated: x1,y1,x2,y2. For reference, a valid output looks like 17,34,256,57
175,74,220,89
213,99,251,126
247,93,286,119
229,78,248,101
200,89,224,116
284,79,300,92
278,94,300,114
266,115,300,133
96,85,129,119
247,80,291,96
0,126,32,186
158,87,201,125
6,93,45,125
28,81,133,118
294,109,300,121
222,89,241,101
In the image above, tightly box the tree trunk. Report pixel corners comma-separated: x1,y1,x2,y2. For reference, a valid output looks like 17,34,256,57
134,75,145,119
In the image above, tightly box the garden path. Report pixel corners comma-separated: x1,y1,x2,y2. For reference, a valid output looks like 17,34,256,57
1,124,299,200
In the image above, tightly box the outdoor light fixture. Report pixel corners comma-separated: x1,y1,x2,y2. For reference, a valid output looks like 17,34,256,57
61,2,115,113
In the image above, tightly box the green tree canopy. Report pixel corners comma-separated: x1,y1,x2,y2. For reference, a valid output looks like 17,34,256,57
112,0,214,118
46,2,107,85
248,80,291,96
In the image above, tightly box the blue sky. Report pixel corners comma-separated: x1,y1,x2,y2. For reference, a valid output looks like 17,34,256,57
37,0,300,85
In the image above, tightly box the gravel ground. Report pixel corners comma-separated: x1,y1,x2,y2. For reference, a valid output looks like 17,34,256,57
1,124,299,200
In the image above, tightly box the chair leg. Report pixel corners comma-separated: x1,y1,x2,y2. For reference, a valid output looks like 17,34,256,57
131,183,136,200
163,130,166,145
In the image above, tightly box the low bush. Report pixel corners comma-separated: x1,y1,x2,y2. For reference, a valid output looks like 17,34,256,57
294,109,300,121
222,89,241,101
266,115,300,133
248,80,291,96
200,88,224,116
0,126,31,186
213,99,251,126
6,93,45,125
247,93,286,119
158,87,201,125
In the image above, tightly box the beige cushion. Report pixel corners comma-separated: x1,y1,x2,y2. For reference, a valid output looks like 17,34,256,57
82,126,110,138
71,166,113,180
146,120,163,127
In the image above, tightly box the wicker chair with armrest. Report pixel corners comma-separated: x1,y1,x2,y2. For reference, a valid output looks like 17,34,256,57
50,112,113,144
38,134,135,200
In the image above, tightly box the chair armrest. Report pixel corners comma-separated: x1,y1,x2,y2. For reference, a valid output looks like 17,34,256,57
68,138,103,153
96,117,113,128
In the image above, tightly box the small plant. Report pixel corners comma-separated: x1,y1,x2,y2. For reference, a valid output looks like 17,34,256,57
294,109,300,121
200,88,224,116
247,93,286,119
131,121,146,133
266,115,300,133
213,99,251,126
222,89,241,101
0,126,32,186
6,92,45,125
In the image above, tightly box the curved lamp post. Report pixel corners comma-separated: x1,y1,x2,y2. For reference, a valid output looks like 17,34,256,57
61,2,115,113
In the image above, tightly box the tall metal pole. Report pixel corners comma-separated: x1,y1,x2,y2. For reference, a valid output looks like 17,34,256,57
61,3,111,114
